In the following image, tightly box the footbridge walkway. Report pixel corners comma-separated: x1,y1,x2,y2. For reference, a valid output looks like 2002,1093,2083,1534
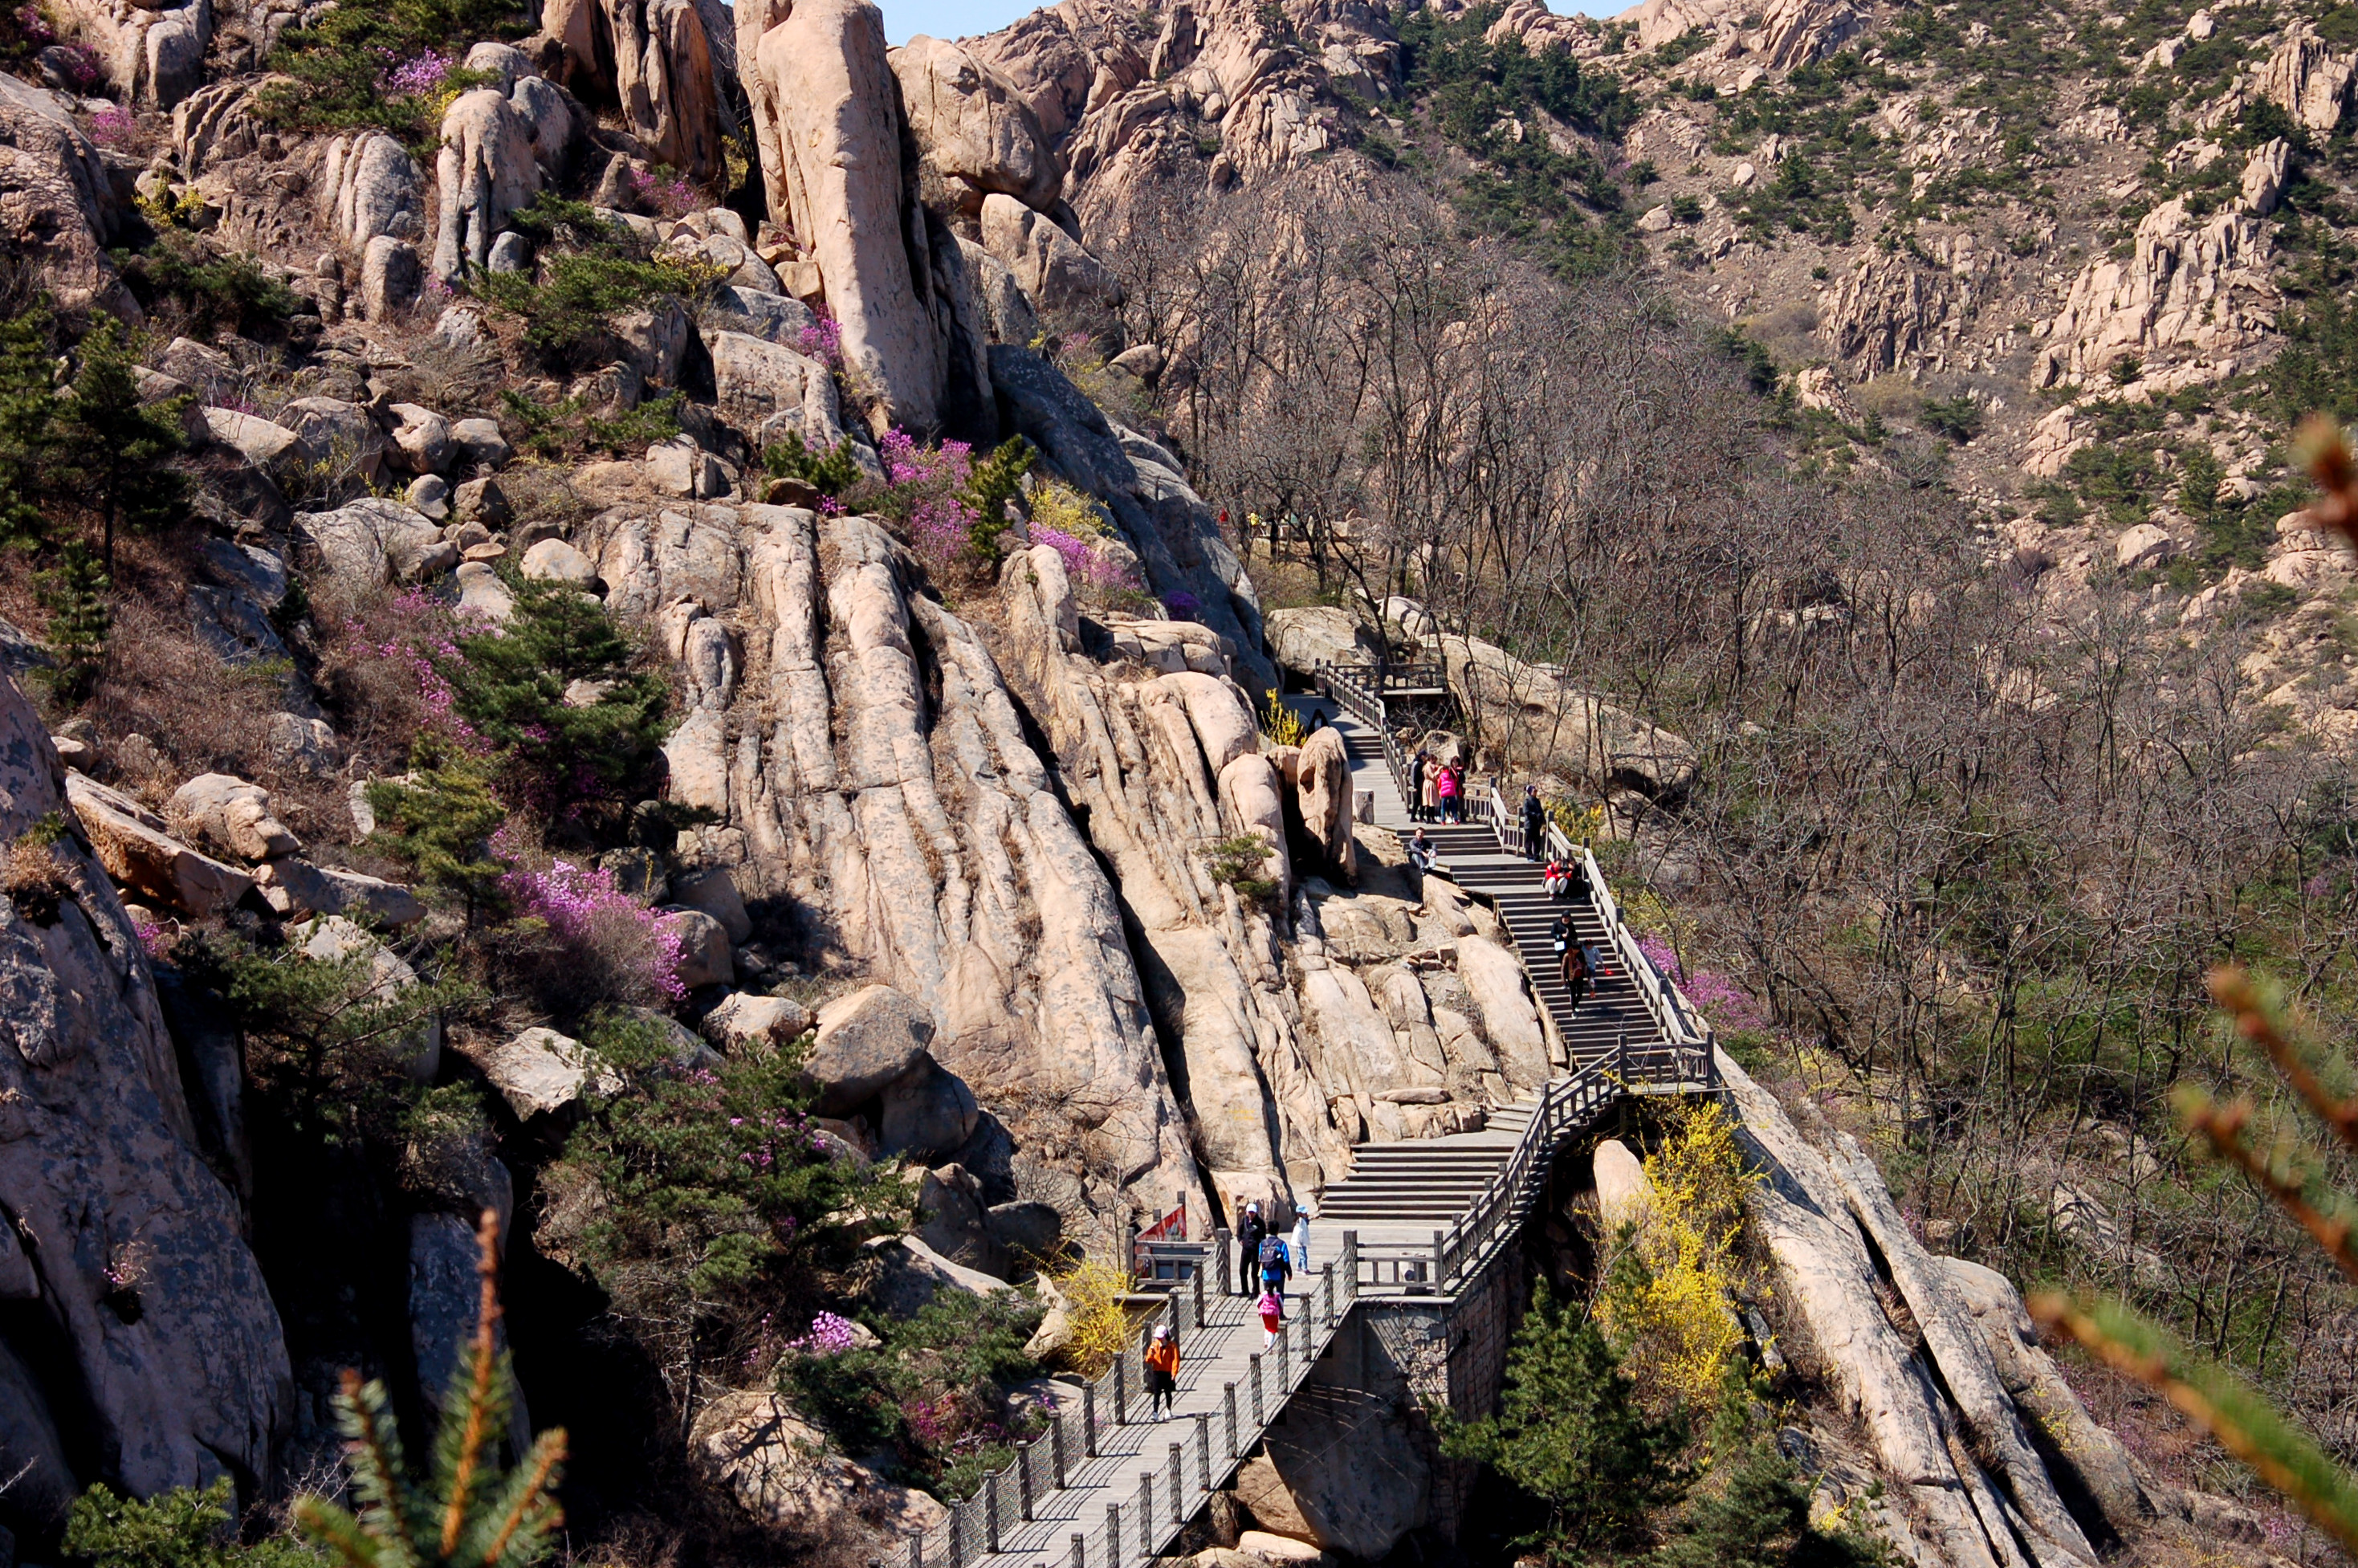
905,666,1716,1568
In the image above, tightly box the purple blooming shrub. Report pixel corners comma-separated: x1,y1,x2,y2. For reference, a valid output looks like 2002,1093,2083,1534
502,858,689,1004
627,167,700,218
796,312,843,366
877,429,988,573
787,1310,861,1356
383,50,452,96
1638,932,1764,1032
1161,590,1201,619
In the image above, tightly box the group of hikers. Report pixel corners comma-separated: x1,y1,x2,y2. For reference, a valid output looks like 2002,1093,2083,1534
1405,751,1468,824
1139,1199,1312,1420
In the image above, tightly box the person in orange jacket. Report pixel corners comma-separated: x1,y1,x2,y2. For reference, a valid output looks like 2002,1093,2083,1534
1144,1322,1179,1420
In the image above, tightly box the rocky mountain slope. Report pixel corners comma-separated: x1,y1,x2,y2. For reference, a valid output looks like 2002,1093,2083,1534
0,0,2340,1564
951,0,2358,752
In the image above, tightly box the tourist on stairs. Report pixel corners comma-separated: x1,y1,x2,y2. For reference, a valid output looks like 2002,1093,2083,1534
1257,1285,1286,1350
1145,1324,1179,1420
1407,751,1427,821
1293,1203,1312,1271
1520,785,1547,860
1418,752,1438,821
1237,1202,1266,1297
1561,924,1592,1012
1435,762,1460,823
1407,827,1442,878
1259,1231,1293,1297
1543,856,1570,899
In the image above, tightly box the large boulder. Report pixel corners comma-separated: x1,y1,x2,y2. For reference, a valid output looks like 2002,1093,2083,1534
52,0,208,107
301,498,449,585
1292,725,1357,881
64,772,253,917
461,1026,619,1120
169,774,300,862
322,132,426,251
543,0,727,181
1593,1138,1651,1228
747,0,955,434
1452,936,1550,1089
698,991,812,1054
979,193,1121,326
1266,605,1379,678
805,984,934,1114
0,75,128,316
432,88,541,284
890,35,1062,217
297,915,442,1081
279,397,389,482
0,668,291,1508
861,1232,1007,1318
707,331,846,450
692,1389,950,1537
878,1057,979,1161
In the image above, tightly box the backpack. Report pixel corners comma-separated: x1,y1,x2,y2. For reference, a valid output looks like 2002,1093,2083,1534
1260,1236,1289,1266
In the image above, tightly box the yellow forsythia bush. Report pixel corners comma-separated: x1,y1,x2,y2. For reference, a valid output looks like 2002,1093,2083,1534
1594,1102,1760,1415
1049,1256,1136,1377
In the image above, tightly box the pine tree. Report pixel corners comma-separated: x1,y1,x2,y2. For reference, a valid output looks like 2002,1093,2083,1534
295,1211,567,1568
0,303,59,550
65,1476,321,1568
52,317,189,573
365,740,509,925
36,540,110,704
1650,1438,1884,1568
442,575,670,811
1435,1285,1692,1563
961,435,1037,559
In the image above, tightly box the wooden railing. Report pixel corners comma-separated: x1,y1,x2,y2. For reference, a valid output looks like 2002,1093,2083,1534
1314,660,1407,798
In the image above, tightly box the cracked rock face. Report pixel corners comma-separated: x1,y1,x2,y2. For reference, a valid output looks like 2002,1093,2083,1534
0,666,291,1516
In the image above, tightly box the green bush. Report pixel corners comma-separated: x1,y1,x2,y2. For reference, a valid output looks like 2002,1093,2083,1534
1436,1285,1692,1562
760,430,868,500
782,1289,1048,1499
1202,833,1280,905
552,1014,915,1365
499,388,684,459
474,254,719,366
438,574,671,817
65,1480,320,1568
35,540,111,705
258,0,521,141
365,739,508,920
113,234,301,337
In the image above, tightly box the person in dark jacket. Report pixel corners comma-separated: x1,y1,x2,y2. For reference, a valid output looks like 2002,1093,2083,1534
1407,752,1427,821
1519,785,1547,860
1237,1202,1266,1297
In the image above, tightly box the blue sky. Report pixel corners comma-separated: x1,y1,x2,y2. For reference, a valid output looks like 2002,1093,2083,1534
877,0,1616,46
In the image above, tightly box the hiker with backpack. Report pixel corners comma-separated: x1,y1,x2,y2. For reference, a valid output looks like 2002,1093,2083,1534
1258,1230,1292,1296
1257,1285,1286,1350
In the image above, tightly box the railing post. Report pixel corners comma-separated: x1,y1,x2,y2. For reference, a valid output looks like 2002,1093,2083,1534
1167,1444,1183,1522
1433,1229,1447,1289
984,1475,1000,1554
1342,1231,1358,1297
948,1509,963,1568
1322,1262,1334,1326
1277,1324,1290,1389
1195,1411,1212,1491
1224,1382,1238,1456
1249,1354,1265,1424
1114,1353,1127,1425
1138,1474,1153,1558
1106,1502,1121,1568
1072,1533,1085,1568
1085,1383,1098,1456
1617,1024,1629,1085
1052,1407,1067,1488
1019,1443,1033,1521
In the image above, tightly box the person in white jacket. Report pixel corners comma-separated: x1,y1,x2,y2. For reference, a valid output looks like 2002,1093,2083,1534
1292,1204,1311,1272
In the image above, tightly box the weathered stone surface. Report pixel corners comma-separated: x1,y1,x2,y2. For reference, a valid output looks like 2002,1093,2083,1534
862,1232,1008,1318
462,1025,619,1119
879,1057,980,1160
522,536,599,585
250,857,424,926
1593,1138,1651,1228
891,35,1063,216
169,772,299,861
1293,725,1357,880
666,906,734,988
2258,25,2357,134
66,771,254,917
707,330,845,449
455,562,516,621
748,0,952,434
360,235,421,321
1453,935,1550,1089
692,1388,951,1537
1719,1051,2006,1568
544,0,725,181
279,397,389,479
322,132,425,250
433,88,541,284
979,193,1121,324
1265,605,1379,678
0,75,128,316
670,862,751,943
54,0,209,106
807,983,936,1112
0,670,291,1502
302,498,448,584
202,408,301,469
700,991,812,1053
386,403,454,475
